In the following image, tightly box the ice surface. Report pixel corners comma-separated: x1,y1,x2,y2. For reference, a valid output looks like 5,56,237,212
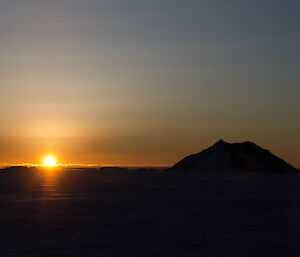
0,169,300,256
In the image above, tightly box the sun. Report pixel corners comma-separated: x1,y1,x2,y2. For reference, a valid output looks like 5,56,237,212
44,156,57,167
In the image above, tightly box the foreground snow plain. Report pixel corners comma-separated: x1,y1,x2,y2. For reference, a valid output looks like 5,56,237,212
0,169,299,256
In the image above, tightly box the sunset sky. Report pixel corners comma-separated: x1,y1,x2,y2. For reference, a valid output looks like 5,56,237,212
0,0,299,167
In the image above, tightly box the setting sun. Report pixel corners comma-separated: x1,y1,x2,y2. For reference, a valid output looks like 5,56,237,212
44,156,57,167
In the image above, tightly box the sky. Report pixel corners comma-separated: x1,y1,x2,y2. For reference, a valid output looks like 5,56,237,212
0,0,299,167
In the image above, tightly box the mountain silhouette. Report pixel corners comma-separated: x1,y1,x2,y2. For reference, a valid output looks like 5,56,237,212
169,140,297,173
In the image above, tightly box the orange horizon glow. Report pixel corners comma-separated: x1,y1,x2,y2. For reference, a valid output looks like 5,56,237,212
0,162,172,169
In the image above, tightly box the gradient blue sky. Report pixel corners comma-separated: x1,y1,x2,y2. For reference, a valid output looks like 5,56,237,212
0,0,299,166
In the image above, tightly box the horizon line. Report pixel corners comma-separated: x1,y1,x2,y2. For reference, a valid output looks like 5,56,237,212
0,163,172,169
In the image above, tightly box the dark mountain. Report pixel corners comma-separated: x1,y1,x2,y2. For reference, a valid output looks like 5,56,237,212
99,167,130,174
1,166,38,172
168,140,297,173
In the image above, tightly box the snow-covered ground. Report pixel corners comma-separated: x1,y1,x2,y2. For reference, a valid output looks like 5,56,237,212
0,170,300,256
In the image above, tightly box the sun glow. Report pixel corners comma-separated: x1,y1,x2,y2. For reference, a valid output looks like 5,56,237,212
44,156,57,167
